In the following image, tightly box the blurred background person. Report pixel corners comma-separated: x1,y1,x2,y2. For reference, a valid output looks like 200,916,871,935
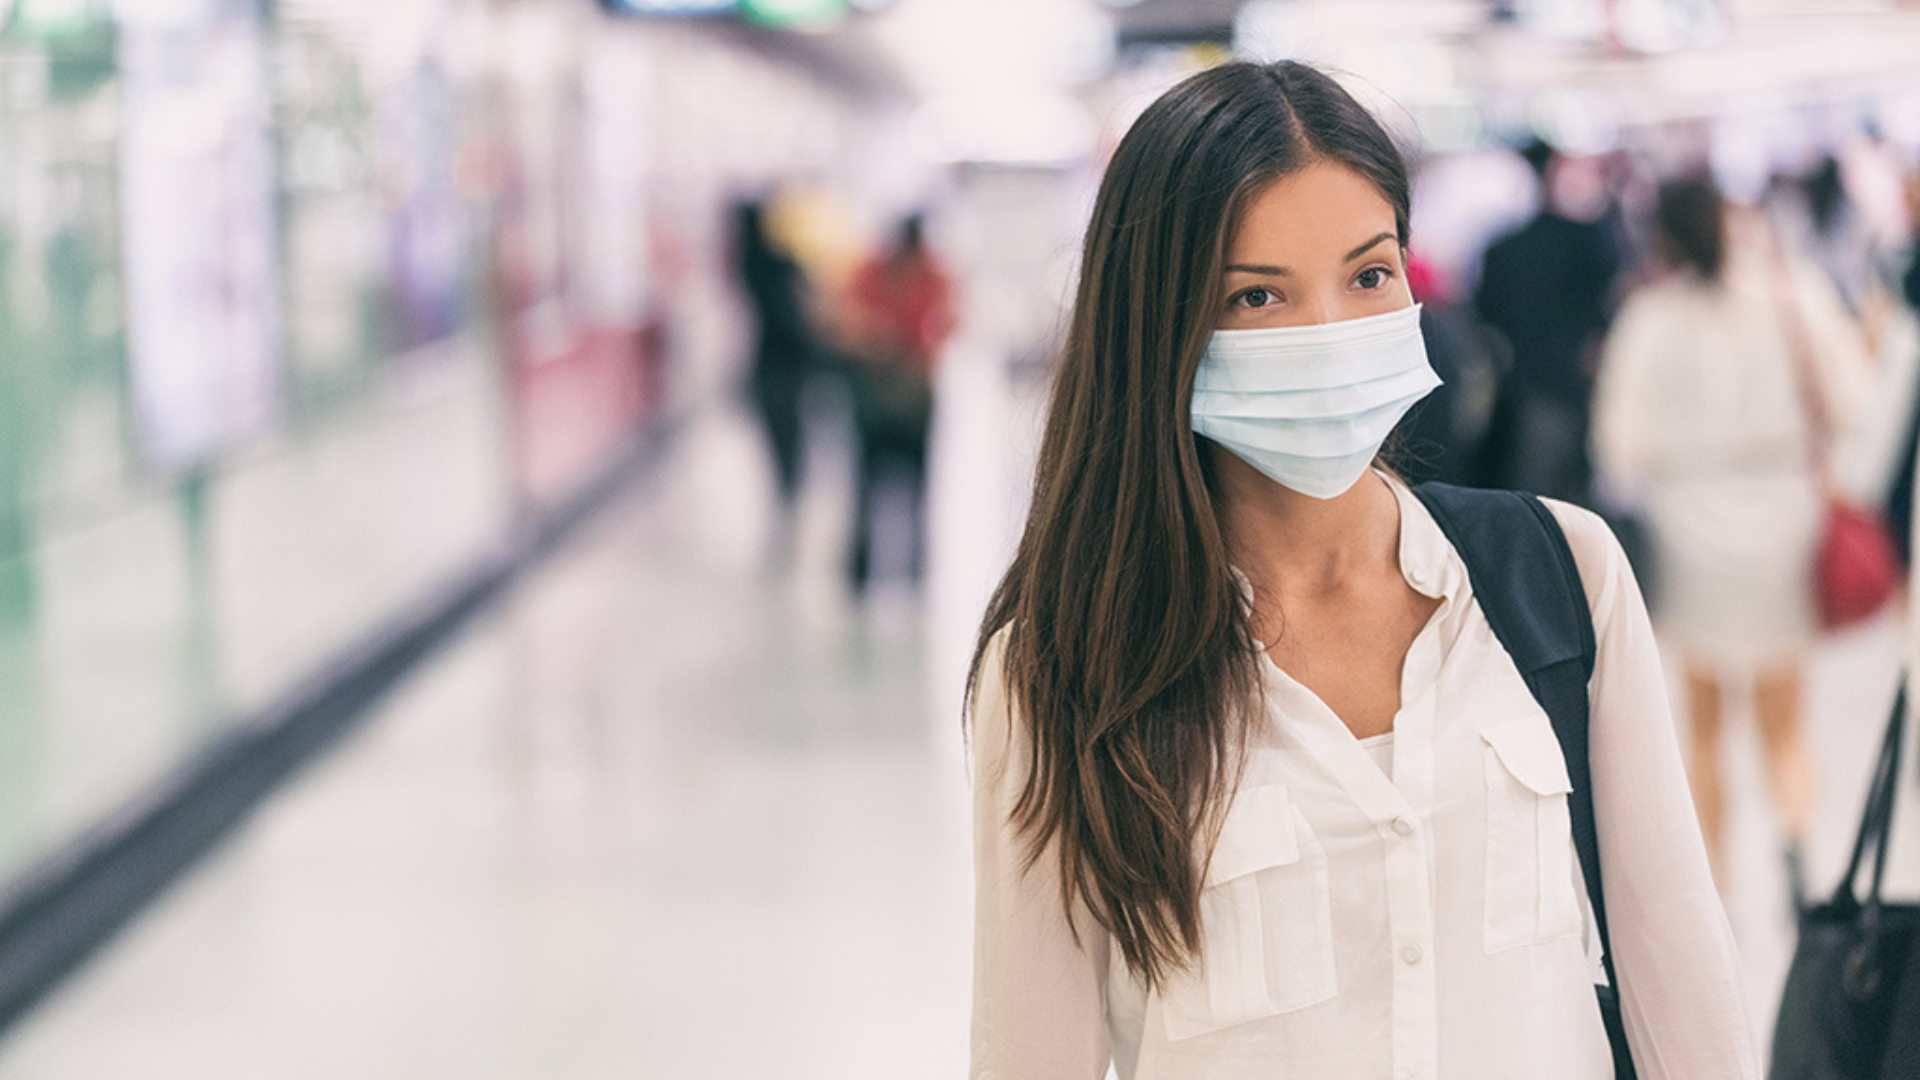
1769,157,1876,317
1475,139,1625,506
1906,174,1920,315
1769,151,1920,578
1882,171,1920,565
1393,250,1506,487
734,197,821,565
1590,176,1871,889
836,214,954,596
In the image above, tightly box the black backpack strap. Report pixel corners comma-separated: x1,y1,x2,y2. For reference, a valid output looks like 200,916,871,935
1412,482,1636,1080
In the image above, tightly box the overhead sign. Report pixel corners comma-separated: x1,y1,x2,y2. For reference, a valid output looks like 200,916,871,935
740,0,848,29
599,0,736,14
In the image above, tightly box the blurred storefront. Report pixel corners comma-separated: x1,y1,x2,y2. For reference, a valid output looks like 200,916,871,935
0,0,896,905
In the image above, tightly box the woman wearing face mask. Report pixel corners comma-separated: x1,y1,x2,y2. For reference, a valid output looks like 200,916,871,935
967,62,1756,1080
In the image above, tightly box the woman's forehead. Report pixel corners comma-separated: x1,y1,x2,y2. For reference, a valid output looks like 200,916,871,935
1228,162,1398,264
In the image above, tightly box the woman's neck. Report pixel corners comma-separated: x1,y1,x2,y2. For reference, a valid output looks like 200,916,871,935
1212,453,1401,602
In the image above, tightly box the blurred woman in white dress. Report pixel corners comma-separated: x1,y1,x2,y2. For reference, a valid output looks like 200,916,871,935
1591,176,1870,883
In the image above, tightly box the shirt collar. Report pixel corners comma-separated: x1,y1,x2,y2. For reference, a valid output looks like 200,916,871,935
1380,471,1462,602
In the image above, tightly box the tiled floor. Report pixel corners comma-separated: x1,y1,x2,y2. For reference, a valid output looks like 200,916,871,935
0,346,1914,1076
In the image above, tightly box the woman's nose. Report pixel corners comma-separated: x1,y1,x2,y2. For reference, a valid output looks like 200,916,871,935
1295,296,1342,327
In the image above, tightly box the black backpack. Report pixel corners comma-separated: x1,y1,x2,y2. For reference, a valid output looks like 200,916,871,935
1412,482,1637,1080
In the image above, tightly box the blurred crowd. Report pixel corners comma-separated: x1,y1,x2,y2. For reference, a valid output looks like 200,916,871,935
1403,136,1920,890
732,197,955,594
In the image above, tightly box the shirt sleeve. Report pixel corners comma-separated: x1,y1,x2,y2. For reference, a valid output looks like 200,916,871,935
970,630,1113,1080
1543,500,1763,1080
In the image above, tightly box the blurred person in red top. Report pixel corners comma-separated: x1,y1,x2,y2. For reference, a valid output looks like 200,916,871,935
838,214,955,594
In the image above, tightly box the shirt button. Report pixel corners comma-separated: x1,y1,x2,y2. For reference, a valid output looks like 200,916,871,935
1400,944,1424,965
1392,816,1415,837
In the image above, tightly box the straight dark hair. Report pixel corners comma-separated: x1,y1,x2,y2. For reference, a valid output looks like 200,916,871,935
965,60,1412,989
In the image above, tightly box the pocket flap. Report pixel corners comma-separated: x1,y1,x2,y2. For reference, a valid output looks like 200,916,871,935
1481,717,1575,796
1206,784,1300,886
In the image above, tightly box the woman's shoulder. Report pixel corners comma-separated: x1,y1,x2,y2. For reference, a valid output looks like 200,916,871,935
977,622,1015,691
1536,496,1610,549
969,623,1024,776
1537,498,1637,625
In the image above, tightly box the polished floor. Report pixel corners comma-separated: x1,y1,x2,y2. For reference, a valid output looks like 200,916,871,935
0,340,514,888
0,349,1913,1075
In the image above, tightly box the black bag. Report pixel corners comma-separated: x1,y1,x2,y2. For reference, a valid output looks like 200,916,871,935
1413,482,1637,1080
1769,682,1920,1080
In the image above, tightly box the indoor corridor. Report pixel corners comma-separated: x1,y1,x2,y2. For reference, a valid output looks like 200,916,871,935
0,349,1911,1078
0,346,1039,1078
4,3,1920,1074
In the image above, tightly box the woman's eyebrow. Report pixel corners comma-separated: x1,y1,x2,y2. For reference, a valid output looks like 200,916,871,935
1224,233,1397,276
1345,232,1396,261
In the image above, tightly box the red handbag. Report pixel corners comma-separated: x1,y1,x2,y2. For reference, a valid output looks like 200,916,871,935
1775,249,1901,630
1815,500,1899,629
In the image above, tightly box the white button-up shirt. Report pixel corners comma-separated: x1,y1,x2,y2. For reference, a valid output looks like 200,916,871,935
970,481,1758,1080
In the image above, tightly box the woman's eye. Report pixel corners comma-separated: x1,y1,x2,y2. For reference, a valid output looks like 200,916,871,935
1355,267,1391,290
1232,286,1278,309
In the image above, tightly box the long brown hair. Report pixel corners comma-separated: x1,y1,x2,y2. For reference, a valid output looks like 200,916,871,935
965,61,1413,988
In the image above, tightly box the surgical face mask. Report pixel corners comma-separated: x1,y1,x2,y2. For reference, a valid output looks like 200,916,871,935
1189,303,1440,500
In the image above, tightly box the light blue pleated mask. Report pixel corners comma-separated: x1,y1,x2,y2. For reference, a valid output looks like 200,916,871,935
1190,304,1440,499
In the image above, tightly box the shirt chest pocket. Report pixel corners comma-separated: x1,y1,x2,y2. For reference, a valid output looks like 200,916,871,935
1481,716,1585,954
1161,784,1337,1042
